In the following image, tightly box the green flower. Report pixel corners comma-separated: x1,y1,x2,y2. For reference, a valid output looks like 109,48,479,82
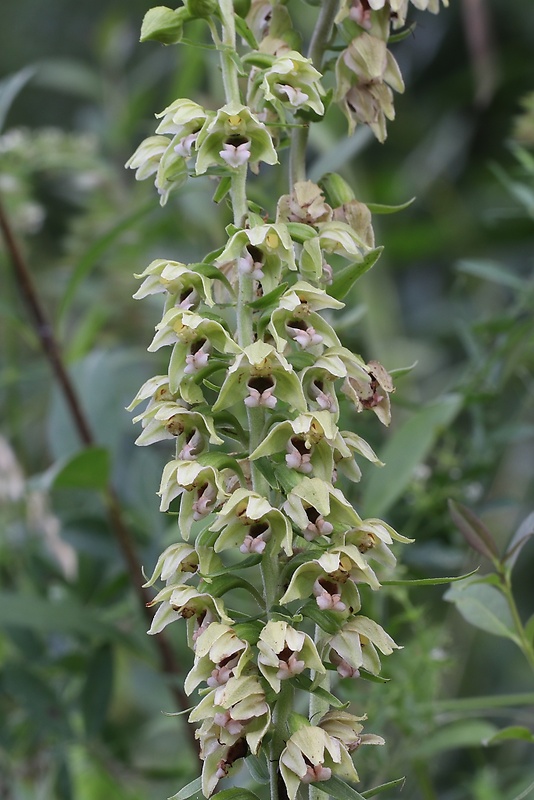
215,222,296,294
280,725,359,800
257,620,325,693
282,477,361,541
267,281,343,353
212,341,307,413
328,615,400,677
158,460,231,540
342,517,412,570
185,622,251,695
146,584,233,635
280,545,380,611
250,411,346,481
260,51,325,116
132,403,223,450
133,259,215,307
210,488,293,555
126,374,177,415
143,542,198,587
195,103,278,174
341,357,394,426
318,710,385,751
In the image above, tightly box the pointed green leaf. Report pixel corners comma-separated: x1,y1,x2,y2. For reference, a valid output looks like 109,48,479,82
415,719,499,758
358,669,389,684
201,575,263,605
0,66,35,132
456,259,526,291
246,754,270,785
312,775,366,800
361,777,406,798
249,283,289,310
329,248,383,300
300,601,345,635
365,197,415,214
483,726,534,746
448,500,499,561
503,512,534,569
234,16,259,49
444,578,520,643
382,569,478,587
81,643,114,737
363,395,462,517
196,452,245,482
194,261,234,294
294,674,348,709
212,790,262,800
213,176,231,203
169,777,202,800
233,620,264,645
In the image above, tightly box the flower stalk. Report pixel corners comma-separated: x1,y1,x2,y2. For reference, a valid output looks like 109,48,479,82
128,1,448,798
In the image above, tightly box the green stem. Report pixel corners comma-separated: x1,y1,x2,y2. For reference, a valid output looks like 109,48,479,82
309,627,331,800
269,683,294,800
217,0,240,106
501,573,534,671
288,0,339,189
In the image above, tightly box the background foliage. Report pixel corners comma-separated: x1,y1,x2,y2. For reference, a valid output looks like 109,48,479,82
0,1,533,799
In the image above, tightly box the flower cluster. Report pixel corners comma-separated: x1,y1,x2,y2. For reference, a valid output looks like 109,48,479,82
128,1,447,798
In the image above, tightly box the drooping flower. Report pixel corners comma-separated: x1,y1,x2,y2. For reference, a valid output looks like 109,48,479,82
257,620,325,692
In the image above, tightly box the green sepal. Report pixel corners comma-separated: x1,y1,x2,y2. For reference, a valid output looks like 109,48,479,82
212,176,231,204
285,222,319,242
329,248,383,300
365,197,415,214
140,7,189,45
294,674,349,709
234,620,264,645
300,601,345,635
249,283,289,310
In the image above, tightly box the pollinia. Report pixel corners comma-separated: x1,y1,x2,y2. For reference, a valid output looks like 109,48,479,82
127,1,447,798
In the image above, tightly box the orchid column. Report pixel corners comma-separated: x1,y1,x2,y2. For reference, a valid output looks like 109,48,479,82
126,1,448,799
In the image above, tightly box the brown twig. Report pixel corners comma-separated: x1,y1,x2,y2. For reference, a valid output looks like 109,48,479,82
0,195,197,755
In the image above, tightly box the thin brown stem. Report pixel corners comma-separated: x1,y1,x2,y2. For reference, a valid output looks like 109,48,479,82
0,195,198,755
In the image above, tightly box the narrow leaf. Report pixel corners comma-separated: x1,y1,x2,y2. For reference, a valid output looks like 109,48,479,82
249,283,289,310
329,248,383,300
361,777,406,797
234,16,259,49
169,777,202,800
365,197,415,214
0,66,35,132
503,512,534,569
382,568,478,587
300,602,345,635
358,669,389,684
483,726,534,746
363,395,462,517
456,258,526,291
58,203,154,321
312,775,366,800
246,754,270,784
294,674,348,709
416,719,498,758
448,500,499,561
81,643,114,737
202,575,263,605
212,790,262,800
213,176,231,203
